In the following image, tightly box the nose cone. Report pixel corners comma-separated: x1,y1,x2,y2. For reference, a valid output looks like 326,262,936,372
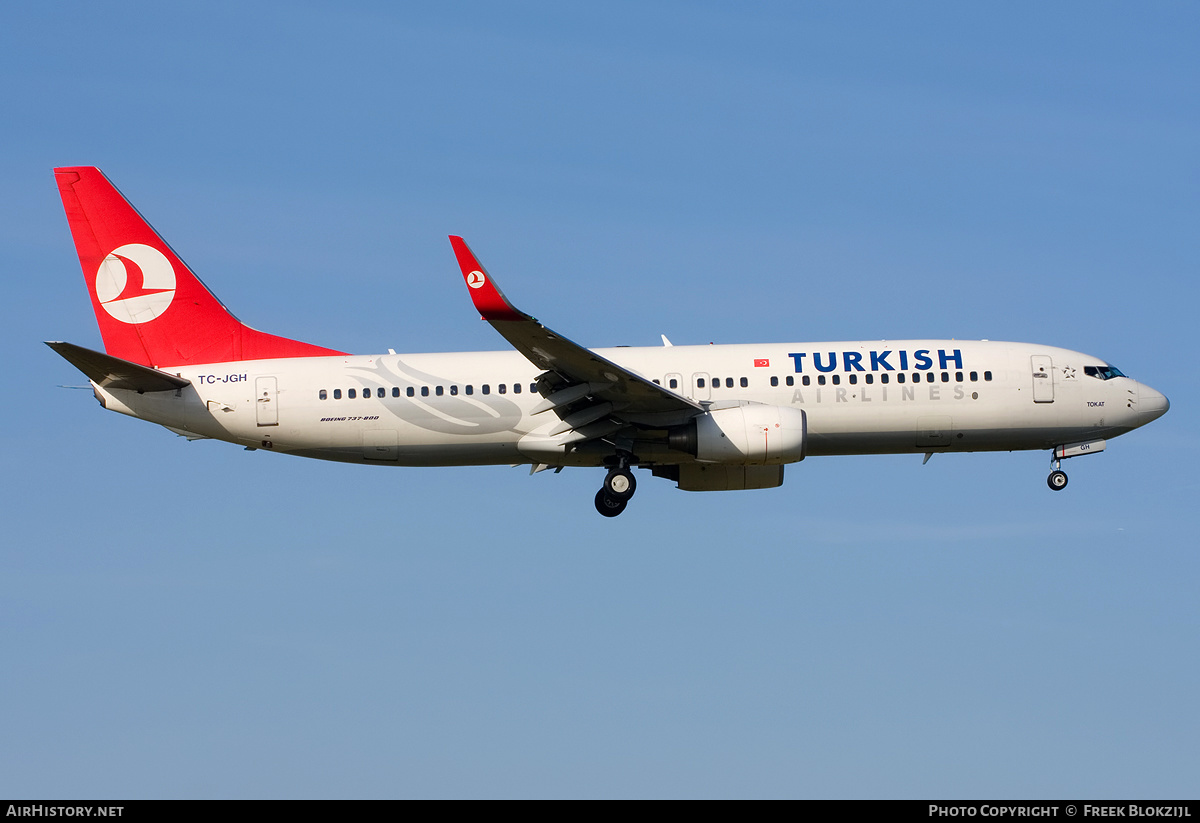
1139,384,1170,425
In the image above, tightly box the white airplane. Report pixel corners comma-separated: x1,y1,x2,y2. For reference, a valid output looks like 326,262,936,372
49,166,1169,516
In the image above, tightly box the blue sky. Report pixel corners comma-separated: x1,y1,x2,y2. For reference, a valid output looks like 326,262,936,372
1,1,1196,798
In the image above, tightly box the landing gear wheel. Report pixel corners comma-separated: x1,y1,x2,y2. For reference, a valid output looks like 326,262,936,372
603,468,637,501
595,489,628,517
1047,470,1068,491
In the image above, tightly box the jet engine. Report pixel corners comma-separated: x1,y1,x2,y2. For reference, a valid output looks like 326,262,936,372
668,405,807,465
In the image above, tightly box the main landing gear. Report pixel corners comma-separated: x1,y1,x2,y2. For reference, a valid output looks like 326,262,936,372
594,457,638,517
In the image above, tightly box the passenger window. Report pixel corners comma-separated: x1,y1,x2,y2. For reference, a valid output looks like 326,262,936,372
421,386,429,397
669,378,679,389
697,378,706,388
482,385,490,395
450,385,458,396
881,373,889,384
512,383,521,394
739,377,747,388
392,387,400,397
770,376,779,387
800,376,808,386
926,373,934,383
786,376,795,386
897,373,905,384
498,384,506,394
406,387,415,397
865,374,873,384
348,388,356,399
970,371,978,382
984,371,993,381
319,389,327,400
466,385,474,395
333,389,342,399
818,375,826,386
832,375,840,385
436,386,444,396
955,372,963,382
848,374,857,385
941,372,949,383
378,387,385,398
530,383,537,394
726,378,734,388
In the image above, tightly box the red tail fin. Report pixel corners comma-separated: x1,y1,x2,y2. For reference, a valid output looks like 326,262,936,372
55,167,345,367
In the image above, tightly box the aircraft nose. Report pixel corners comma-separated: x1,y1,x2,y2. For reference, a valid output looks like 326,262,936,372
1139,384,1170,425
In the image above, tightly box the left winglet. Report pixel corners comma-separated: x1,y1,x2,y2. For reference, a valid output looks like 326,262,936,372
449,236,527,322
445,236,703,427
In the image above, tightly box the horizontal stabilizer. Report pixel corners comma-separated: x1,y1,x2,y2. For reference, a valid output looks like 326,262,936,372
46,341,191,392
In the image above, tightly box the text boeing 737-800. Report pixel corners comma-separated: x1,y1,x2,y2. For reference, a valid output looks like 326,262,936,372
49,167,1169,516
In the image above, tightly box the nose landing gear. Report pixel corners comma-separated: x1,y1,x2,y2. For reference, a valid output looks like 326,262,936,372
1045,439,1106,491
1047,450,1069,491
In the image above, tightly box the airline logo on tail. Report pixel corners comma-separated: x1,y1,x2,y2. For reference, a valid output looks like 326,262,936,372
55,166,347,366
95,243,176,324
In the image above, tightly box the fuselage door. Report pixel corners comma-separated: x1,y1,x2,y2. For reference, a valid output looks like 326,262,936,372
1031,355,1055,403
691,372,711,402
256,376,279,426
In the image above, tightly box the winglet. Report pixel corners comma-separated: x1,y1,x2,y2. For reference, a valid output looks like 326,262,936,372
448,236,527,322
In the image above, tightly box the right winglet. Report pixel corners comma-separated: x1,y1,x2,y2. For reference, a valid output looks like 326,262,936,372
449,236,527,322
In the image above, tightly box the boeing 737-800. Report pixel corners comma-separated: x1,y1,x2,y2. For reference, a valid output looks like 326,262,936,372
48,167,1169,516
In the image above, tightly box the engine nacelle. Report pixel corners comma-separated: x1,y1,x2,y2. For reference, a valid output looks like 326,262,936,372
672,464,785,491
669,405,807,465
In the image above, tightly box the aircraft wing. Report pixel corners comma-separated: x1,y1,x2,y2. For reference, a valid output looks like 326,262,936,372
449,237,702,434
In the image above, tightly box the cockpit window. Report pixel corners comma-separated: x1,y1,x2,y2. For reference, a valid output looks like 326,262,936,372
1084,364,1126,380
